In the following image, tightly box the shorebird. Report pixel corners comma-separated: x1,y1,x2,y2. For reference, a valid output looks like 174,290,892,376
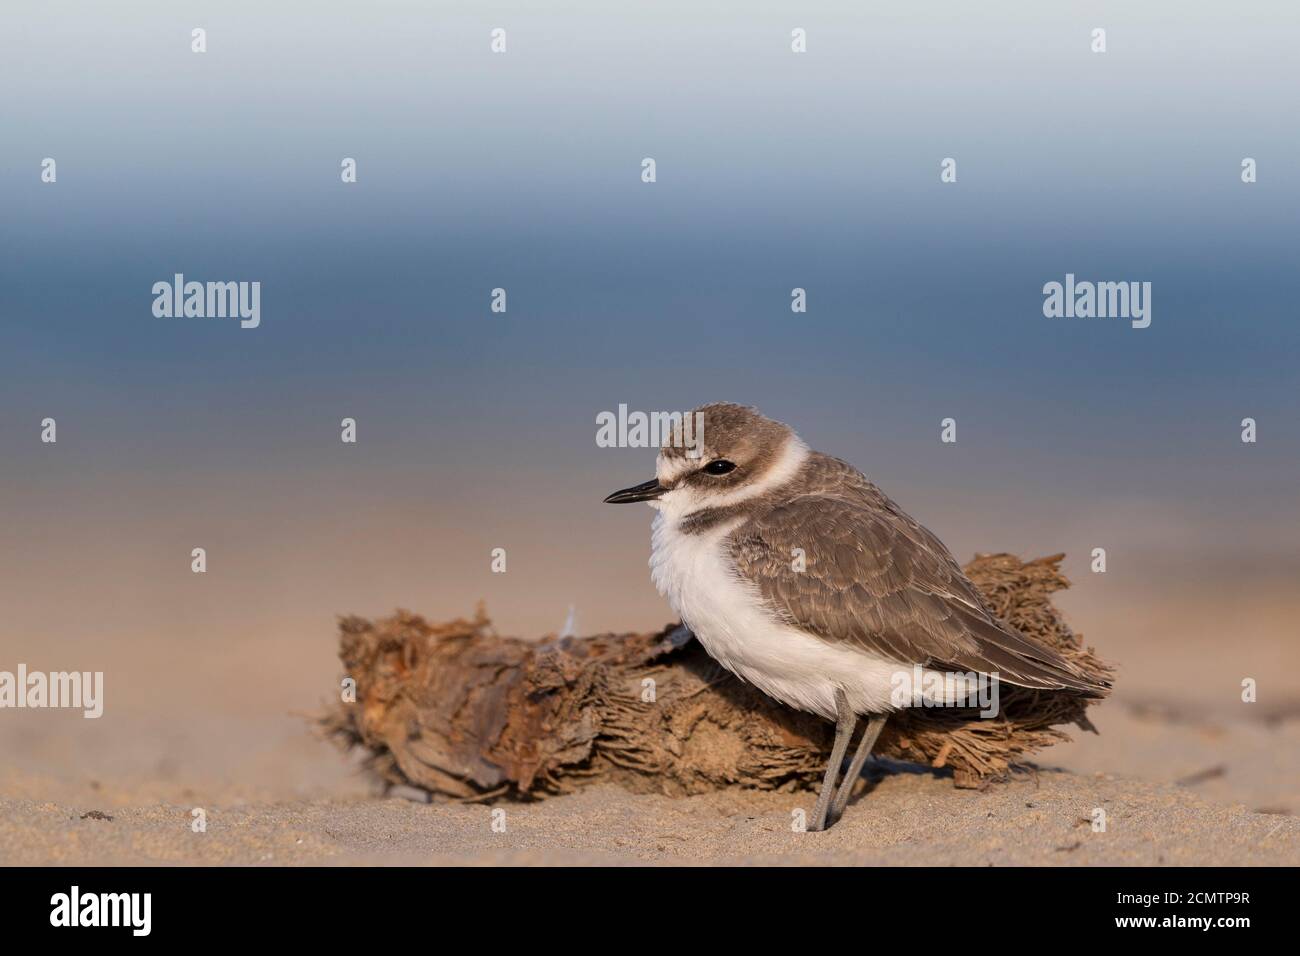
605,403,1108,830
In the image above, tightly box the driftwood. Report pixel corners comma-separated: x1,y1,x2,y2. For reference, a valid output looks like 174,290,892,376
321,553,1113,798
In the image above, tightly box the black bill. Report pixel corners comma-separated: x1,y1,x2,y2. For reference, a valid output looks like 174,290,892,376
603,478,666,503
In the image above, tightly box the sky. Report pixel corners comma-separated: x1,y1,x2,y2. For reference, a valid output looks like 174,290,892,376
1,2,1296,714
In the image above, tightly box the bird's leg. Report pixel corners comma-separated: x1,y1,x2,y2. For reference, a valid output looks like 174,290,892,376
809,688,856,832
828,713,889,824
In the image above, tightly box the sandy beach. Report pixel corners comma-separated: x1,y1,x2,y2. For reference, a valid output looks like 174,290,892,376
5,549,1300,868
2,679,1296,866
4,770,1296,867
6,554,1298,867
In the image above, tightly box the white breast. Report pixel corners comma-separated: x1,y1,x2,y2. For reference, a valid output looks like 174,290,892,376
649,512,910,720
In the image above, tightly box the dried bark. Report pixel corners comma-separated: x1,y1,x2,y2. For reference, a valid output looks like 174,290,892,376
321,553,1113,798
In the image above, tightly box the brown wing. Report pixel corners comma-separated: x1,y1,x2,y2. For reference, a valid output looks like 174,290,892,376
730,479,1106,695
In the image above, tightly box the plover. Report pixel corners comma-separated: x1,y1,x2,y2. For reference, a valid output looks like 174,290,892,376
605,403,1108,830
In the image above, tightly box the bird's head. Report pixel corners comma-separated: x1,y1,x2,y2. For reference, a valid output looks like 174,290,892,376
603,403,807,519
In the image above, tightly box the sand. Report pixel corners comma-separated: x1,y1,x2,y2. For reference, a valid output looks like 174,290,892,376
4,558,1298,866
1,700,1295,866
2,769,1294,867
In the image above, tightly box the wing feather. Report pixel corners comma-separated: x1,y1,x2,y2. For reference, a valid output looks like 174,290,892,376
729,472,1106,695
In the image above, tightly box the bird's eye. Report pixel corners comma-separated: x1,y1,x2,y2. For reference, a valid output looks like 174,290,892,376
703,459,736,476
